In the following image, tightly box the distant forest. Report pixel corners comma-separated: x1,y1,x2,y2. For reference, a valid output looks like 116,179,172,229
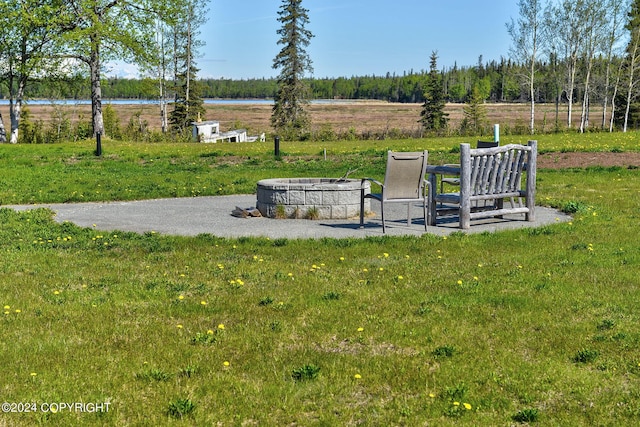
8,57,616,106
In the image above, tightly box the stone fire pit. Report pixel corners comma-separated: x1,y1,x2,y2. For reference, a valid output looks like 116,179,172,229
256,178,370,220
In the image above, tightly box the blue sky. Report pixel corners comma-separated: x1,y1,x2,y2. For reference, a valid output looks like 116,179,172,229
199,0,521,80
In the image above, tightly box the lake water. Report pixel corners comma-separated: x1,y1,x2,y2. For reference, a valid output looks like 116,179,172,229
0,99,361,106
0,99,273,106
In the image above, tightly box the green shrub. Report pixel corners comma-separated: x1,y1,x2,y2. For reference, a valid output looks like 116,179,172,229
292,364,320,382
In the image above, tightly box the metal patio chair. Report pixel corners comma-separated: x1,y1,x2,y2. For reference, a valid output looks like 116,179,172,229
360,150,429,233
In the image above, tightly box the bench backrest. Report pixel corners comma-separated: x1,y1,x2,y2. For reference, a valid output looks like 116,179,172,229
461,141,537,198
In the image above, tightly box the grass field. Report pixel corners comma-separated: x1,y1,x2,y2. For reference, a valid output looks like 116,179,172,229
0,134,639,426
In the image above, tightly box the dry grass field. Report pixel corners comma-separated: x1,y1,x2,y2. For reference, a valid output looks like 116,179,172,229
0,100,608,138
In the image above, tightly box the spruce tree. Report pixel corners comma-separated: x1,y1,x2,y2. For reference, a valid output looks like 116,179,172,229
271,0,314,140
461,85,488,136
169,0,207,135
419,51,448,134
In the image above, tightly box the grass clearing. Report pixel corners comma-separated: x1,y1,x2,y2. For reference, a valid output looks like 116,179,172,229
0,135,639,425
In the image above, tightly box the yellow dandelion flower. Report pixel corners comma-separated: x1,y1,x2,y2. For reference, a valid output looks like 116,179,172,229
200,301,207,305
464,403,472,410
178,295,185,300
363,268,368,272
223,361,230,367
428,393,435,398
354,374,362,379
53,290,60,295
397,275,404,280
357,327,364,332
457,280,463,285
453,401,460,406
339,256,345,261
176,324,183,329
383,253,389,258
207,330,214,335
30,372,37,377
379,267,384,272
3,305,9,310
14,309,21,313
218,323,225,330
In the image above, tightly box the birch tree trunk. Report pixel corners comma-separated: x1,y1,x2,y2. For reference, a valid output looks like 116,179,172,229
610,60,624,132
579,65,593,133
0,113,6,143
579,0,607,133
89,34,104,137
566,63,577,128
624,35,640,132
601,0,626,130
529,57,535,134
9,79,26,144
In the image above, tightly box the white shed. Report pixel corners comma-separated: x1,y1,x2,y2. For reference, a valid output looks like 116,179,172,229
192,120,221,142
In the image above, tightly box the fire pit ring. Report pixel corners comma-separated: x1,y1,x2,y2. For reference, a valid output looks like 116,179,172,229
256,178,370,219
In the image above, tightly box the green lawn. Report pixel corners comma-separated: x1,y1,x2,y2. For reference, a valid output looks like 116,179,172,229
0,135,639,426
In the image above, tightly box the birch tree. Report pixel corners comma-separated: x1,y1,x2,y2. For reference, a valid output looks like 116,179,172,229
507,0,546,134
0,0,64,143
59,0,158,137
168,0,208,134
578,0,608,133
545,0,586,129
623,0,640,132
600,0,630,130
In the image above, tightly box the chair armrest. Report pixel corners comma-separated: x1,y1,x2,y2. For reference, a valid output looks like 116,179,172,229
361,177,383,189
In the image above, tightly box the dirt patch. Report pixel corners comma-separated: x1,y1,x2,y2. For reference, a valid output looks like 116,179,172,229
537,152,640,169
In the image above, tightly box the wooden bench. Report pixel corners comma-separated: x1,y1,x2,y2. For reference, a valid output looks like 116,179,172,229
428,140,537,229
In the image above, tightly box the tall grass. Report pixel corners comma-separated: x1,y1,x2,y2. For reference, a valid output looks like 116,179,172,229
0,136,638,425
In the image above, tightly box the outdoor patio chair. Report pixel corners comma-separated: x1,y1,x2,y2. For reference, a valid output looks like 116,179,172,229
360,150,429,233
428,141,537,229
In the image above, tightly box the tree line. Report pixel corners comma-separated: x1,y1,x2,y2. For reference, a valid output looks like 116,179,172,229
4,0,640,143
5,54,628,107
